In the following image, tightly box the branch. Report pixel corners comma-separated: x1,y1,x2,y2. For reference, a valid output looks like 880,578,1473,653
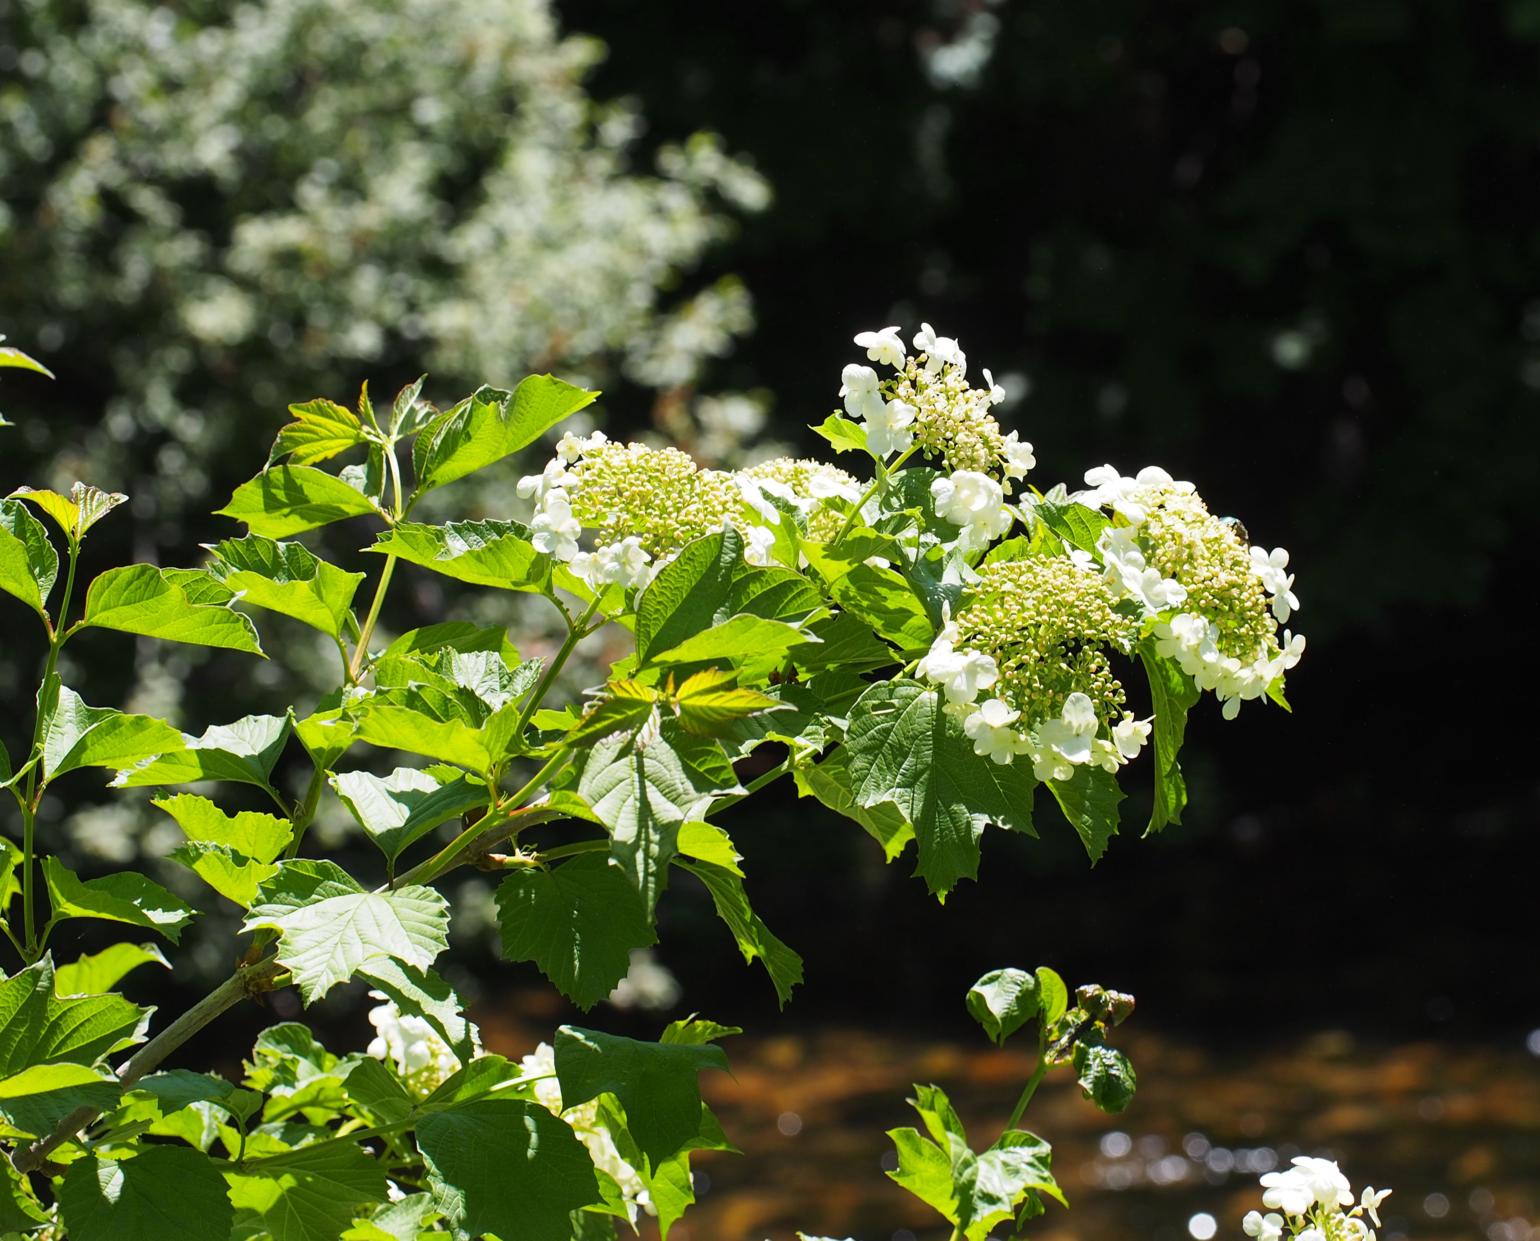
11,955,280,1174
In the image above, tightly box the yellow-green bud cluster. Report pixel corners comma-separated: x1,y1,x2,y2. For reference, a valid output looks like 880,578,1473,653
951,555,1139,729
890,358,1010,476
741,456,863,542
566,440,739,558
1138,487,1278,663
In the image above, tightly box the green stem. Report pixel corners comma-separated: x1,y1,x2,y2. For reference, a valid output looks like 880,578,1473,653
536,838,608,862
348,554,397,683
18,537,81,960
831,444,917,545
1005,1057,1049,1131
511,596,601,740
710,755,792,815
392,805,560,890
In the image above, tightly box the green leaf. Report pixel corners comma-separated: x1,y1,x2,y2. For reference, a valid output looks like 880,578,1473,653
10,483,127,542
0,342,54,376
644,613,815,682
576,724,740,917
206,535,366,637
351,700,495,774
42,857,195,943
41,686,186,779
810,412,869,454
0,958,149,1074
676,821,742,875
58,1146,234,1241
364,519,550,593
344,1057,414,1125
1036,967,1069,1026
131,1069,240,1117
635,527,820,664
1032,501,1110,553
1,837,22,915
661,1017,743,1046
229,1141,389,1241
113,713,291,791
357,958,475,1061
965,969,1041,1046
678,860,802,1007
269,397,369,467
1047,764,1126,863
54,943,169,997
828,563,934,653
0,1062,121,1136
790,609,897,675
342,1194,437,1241
887,1086,1064,1241
411,375,598,497
793,749,914,862
1139,643,1200,834
495,854,657,1010
0,1157,48,1230
0,497,58,616
217,465,380,538
1072,1041,1137,1113
555,1027,728,1168
332,767,489,866
845,681,1037,897
415,1098,601,1241
672,669,782,737
80,564,264,654
382,621,517,662
243,860,450,1003
153,793,292,860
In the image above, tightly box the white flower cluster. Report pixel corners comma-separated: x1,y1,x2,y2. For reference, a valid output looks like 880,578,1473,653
917,618,1150,780
519,1042,654,1223
1243,1157,1391,1241
1078,464,1305,720
518,430,657,590
841,323,1035,485
365,995,475,1096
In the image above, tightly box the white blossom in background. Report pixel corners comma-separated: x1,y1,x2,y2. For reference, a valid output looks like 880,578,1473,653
1243,1159,1389,1241
607,948,683,1010
365,995,477,1096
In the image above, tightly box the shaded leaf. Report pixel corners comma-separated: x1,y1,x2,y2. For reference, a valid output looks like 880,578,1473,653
678,860,802,1007
206,535,365,637
496,855,657,1010
1047,764,1125,863
415,1098,601,1241
1139,642,1200,834
54,943,169,997
365,519,550,593
965,969,1040,1046
229,1140,389,1241
58,1147,234,1241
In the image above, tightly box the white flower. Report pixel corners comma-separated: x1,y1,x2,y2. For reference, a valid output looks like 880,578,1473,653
982,367,1006,405
366,995,467,1093
1297,1230,1326,1241
1262,1158,1352,1216
516,457,578,503
1000,431,1035,480
1260,1168,1314,1216
913,321,966,375
930,469,999,523
1112,713,1152,759
840,363,884,420
555,428,608,465
1243,1211,1285,1241
854,324,906,368
963,698,1029,764
916,629,999,706
1249,545,1291,593
530,490,581,560
570,535,653,590
1359,1186,1391,1227
1129,565,1188,612
1033,692,1100,775
864,398,916,458
744,525,777,565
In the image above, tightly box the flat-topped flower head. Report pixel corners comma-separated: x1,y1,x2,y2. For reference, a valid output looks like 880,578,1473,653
840,323,1033,486
740,456,864,542
1083,465,1304,719
1245,1158,1389,1241
931,555,1140,770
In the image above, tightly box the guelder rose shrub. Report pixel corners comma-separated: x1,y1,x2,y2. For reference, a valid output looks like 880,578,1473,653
2,325,1309,1239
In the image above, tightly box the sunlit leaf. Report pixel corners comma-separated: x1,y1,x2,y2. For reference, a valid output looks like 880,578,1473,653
42,857,196,943
216,465,380,537
205,535,365,637
81,564,264,654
